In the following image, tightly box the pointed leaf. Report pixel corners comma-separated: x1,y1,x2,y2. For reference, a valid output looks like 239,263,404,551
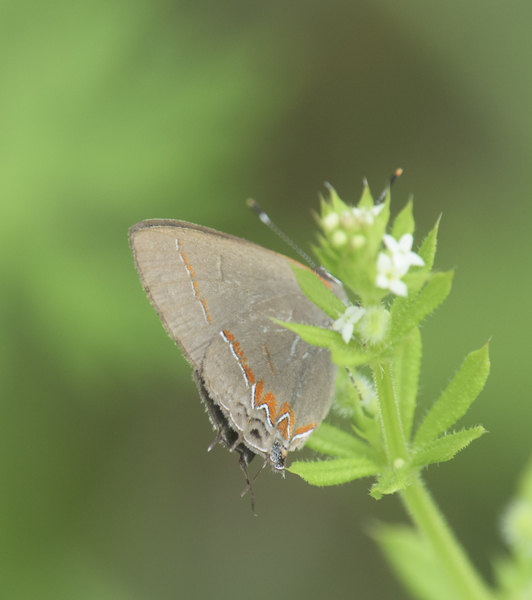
370,466,412,498
289,457,380,486
411,427,487,467
305,422,375,459
417,216,441,273
393,326,422,441
367,195,391,255
325,184,348,212
358,183,374,208
392,198,415,239
289,263,346,319
414,344,490,445
401,271,431,297
312,243,338,276
352,419,385,458
272,320,342,349
374,524,462,600
391,270,454,342
330,346,371,366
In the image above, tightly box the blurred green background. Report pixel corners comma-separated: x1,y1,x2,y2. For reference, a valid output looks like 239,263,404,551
2,1,531,598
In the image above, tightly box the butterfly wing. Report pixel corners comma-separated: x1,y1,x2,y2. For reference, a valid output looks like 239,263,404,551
130,219,339,468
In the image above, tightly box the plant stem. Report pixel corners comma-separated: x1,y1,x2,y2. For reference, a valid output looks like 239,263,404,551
373,360,493,599
401,476,494,600
372,361,406,462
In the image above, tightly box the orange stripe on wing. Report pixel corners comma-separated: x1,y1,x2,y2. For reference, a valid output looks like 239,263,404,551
276,402,295,440
177,241,212,324
180,251,195,278
221,329,256,387
291,422,317,443
256,390,277,427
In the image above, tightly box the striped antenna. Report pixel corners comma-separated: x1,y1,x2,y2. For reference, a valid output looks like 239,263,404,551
246,199,316,268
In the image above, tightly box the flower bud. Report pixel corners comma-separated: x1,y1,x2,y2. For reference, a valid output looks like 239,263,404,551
322,212,340,232
350,234,366,250
331,230,348,248
340,211,355,229
501,499,532,556
358,306,390,346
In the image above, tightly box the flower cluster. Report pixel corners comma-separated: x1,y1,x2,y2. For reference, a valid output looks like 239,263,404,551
317,183,427,344
323,203,385,250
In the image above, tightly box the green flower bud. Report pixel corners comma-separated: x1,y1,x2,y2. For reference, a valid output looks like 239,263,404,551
322,212,340,232
331,230,348,248
358,306,391,346
349,234,366,250
501,499,532,556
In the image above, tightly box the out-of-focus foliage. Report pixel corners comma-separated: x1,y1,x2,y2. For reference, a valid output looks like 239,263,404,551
1,1,532,598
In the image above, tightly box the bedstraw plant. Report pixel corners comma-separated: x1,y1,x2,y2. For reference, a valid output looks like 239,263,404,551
278,181,532,600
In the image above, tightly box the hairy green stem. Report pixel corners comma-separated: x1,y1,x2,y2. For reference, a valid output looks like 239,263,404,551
401,476,494,600
372,361,406,462
373,360,493,599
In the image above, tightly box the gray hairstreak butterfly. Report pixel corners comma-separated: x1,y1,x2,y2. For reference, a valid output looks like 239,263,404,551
129,218,344,477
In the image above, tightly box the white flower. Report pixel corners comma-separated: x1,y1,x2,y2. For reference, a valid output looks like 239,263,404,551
383,233,425,273
351,203,385,226
376,233,425,297
376,253,408,296
333,305,366,344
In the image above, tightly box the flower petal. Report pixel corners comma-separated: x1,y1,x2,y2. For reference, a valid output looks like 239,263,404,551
376,274,390,289
390,279,408,297
408,251,425,267
341,322,355,343
398,233,414,253
377,252,392,272
383,234,399,253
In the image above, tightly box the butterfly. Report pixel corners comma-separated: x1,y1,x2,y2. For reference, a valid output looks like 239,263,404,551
130,219,343,475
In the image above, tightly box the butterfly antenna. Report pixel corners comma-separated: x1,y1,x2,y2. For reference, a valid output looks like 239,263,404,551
246,199,316,268
238,454,262,515
376,168,403,204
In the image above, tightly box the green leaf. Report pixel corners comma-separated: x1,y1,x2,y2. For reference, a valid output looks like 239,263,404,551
367,195,391,256
272,319,343,349
417,216,441,273
357,182,374,208
352,419,385,458
374,524,462,600
414,343,490,446
411,427,487,467
305,422,375,459
393,326,422,441
330,346,371,366
288,263,346,319
325,183,348,212
370,466,412,498
390,270,454,342
401,271,431,297
312,243,338,276
288,456,380,486
392,198,415,239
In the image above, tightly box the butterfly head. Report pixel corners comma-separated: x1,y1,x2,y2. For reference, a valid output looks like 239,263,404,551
269,439,287,472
